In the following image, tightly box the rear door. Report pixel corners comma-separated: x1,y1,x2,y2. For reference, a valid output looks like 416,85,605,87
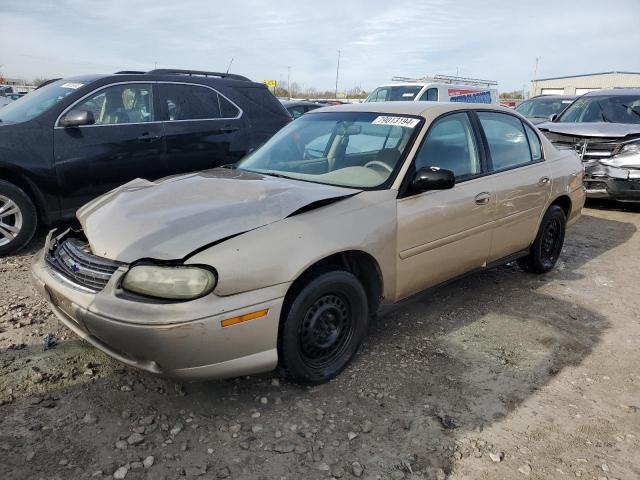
158,83,248,175
475,111,552,262
396,111,496,299
54,82,164,214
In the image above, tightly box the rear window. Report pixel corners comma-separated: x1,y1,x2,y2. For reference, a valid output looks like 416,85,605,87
366,86,423,102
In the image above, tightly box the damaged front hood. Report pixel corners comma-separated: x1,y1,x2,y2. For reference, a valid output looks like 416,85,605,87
77,168,359,262
537,122,640,139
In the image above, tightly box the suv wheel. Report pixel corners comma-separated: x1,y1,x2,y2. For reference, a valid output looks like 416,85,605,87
517,205,566,274
278,270,369,384
0,180,37,256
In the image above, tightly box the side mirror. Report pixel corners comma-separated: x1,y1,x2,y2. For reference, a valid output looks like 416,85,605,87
548,113,558,122
59,109,95,128
411,166,455,193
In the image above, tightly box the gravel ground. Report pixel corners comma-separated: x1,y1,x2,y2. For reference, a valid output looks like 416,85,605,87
0,201,639,480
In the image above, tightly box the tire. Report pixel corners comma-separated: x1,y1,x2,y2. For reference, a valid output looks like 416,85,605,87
517,205,566,274
0,180,37,256
278,270,369,384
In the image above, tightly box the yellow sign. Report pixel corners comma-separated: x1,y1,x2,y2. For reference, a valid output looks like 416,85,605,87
262,80,277,88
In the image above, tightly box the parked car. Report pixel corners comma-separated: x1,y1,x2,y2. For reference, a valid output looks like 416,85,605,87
0,69,291,255
515,95,578,124
32,101,584,384
366,75,499,104
281,100,324,118
0,96,11,108
537,89,640,201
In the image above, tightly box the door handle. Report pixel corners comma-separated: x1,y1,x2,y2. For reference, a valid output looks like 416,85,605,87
474,192,491,205
137,133,161,142
218,125,239,133
538,176,550,185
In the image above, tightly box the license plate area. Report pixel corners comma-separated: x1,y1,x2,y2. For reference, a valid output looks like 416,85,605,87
46,287,78,324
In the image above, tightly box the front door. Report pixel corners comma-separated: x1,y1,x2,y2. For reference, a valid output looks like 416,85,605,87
474,111,552,262
396,111,495,300
54,82,164,215
158,83,248,176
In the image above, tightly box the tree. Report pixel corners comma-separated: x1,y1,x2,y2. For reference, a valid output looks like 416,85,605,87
500,90,524,100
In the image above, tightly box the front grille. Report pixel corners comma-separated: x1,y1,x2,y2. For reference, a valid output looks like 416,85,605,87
46,238,122,292
543,131,625,161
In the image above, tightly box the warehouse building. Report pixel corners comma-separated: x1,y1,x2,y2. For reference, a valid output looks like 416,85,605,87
530,71,640,96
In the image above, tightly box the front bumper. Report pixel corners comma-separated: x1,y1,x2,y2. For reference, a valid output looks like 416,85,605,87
584,162,640,201
31,235,289,381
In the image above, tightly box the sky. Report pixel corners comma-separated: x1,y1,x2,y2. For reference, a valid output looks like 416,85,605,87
1,0,639,93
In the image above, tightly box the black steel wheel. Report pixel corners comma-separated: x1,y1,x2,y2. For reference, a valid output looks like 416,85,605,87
278,270,368,384
518,205,566,274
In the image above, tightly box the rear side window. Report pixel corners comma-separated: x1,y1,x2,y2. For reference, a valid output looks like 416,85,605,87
419,88,438,101
524,123,542,161
414,112,480,179
159,84,238,121
477,112,533,171
233,86,289,117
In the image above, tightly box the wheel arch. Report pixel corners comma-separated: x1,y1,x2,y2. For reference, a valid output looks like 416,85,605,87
0,166,48,223
550,194,572,218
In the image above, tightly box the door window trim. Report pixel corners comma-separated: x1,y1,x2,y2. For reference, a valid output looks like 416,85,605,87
55,81,243,128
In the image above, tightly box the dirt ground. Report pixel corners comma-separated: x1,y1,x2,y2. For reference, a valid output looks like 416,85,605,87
1,201,639,480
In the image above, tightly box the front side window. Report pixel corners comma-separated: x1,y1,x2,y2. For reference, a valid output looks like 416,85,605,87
237,112,422,188
414,112,480,179
159,84,238,121
515,97,574,119
478,112,532,171
557,94,640,124
73,83,154,125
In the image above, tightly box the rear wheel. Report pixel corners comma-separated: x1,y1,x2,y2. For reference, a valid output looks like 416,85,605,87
517,205,566,274
0,180,37,256
278,270,368,384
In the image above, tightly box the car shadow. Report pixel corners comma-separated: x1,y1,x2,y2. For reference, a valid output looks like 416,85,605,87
0,212,634,480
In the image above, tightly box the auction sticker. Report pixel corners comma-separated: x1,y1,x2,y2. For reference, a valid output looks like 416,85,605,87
60,82,84,89
372,116,420,128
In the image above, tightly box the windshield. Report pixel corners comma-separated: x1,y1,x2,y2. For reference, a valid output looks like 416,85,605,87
237,112,422,188
557,94,640,124
366,86,423,102
0,79,83,124
516,97,574,118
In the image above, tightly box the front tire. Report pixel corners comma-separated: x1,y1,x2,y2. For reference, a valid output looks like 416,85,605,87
517,205,566,274
278,270,369,384
0,180,37,257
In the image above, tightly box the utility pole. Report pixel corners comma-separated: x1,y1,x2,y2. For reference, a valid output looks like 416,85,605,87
532,57,539,96
287,66,291,99
335,50,341,99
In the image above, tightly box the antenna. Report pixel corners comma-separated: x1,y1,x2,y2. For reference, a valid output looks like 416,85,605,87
226,58,234,74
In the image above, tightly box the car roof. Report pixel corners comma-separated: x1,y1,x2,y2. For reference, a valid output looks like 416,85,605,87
583,88,640,97
56,72,264,88
309,101,514,118
527,95,578,100
281,100,323,107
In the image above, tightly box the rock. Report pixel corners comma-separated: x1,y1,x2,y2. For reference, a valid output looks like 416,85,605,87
130,462,143,470
127,433,145,445
351,461,364,477
170,423,183,436
271,378,280,386
390,470,405,480
251,424,263,433
436,414,459,429
318,462,330,471
82,413,97,425
115,440,128,450
251,412,261,418
347,431,358,441
273,441,295,453
113,466,128,479
361,420,373,433
260,397,268,404
132,426,145,434
332,465,345,478
143,456,154,468
121,410,131,419
217,466,231,478
185,465,206,476
26,451,35,461
519,464,532,476
435,469,446,480
139,415,155,426
489,452,504,463
120,385,132,392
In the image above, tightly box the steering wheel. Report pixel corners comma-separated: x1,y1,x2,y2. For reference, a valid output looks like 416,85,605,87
364,160,393,173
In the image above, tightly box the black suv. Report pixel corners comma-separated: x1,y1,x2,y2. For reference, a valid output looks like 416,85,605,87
0,69,291,255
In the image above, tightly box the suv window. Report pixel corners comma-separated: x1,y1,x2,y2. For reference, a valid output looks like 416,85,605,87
159,83,239,121
414,112,480,179
419,88,438,101
73,83,154,125
478,112,533,171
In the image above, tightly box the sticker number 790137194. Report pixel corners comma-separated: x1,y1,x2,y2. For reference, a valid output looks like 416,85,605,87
371,116,420,128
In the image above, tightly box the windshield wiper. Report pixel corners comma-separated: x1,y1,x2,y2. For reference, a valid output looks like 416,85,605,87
622,104,640,119
597,101,613,122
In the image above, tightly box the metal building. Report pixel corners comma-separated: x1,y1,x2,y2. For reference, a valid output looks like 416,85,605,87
530,71,640,96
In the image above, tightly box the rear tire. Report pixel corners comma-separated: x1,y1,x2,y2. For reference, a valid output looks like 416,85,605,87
517,205,566,274
278,270,369,384
0,180,37,257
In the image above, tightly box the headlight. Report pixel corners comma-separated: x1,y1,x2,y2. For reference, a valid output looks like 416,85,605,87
600,141,640,168
620,141,640,156
122,265,217,300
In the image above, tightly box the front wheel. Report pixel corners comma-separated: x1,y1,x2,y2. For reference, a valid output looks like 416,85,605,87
0,180,37,257
517,205,566,274
278,270,369,384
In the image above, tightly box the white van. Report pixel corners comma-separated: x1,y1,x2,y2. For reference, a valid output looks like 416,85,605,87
366,75,499,104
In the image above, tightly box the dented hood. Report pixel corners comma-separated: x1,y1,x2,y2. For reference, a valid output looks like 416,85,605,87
77,168,358,262
538,122,640,139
